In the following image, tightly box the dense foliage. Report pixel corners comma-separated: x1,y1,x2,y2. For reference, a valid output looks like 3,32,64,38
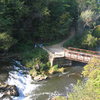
92,25,100,38
68,58,100,100
0,32,16,51
0,0,78,76
0,0,78,52
64,24,100,49
64,0,100,49
77,0,100,33
83,58,100,95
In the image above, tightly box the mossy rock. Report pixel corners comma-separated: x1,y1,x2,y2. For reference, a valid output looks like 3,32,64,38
92,25,100,38
51,96,66,100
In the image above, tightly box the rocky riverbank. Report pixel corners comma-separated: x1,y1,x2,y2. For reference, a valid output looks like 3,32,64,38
0,83,19,97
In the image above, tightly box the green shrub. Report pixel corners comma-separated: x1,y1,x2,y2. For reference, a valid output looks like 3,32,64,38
80,10,95,27
82,58,100,96
0,33,17,51
81,33,97,48
39,63,49,72
21,47,48,67
29,67,38,77
68,58,100,100
82,58,100,78
64,29,99,49
68,82,99,100
20,46,49,75
92,25,100,38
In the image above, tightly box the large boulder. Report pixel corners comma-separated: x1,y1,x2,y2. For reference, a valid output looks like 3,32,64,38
34,75,48,81
0,83,19,97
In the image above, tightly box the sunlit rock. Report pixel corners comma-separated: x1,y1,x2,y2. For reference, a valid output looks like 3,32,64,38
34,74,48,81
0,82,19,97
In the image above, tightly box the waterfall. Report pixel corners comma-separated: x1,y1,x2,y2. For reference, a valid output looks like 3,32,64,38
6,61,41,100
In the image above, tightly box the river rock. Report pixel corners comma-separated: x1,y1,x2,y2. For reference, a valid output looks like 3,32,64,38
34,75,48,81
0,82,19,97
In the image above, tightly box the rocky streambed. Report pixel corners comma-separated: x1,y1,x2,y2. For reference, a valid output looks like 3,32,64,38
0,60,41,100
0,60,84,100
0,83,19,99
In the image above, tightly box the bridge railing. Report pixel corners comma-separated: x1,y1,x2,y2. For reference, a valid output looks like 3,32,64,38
64,48,100,63
67,47,100,55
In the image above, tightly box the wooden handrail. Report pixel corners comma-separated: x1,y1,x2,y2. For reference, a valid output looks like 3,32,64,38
64,49,100,58
67,47,100,54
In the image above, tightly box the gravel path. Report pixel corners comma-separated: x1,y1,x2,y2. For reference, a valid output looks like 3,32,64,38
45,28,75,53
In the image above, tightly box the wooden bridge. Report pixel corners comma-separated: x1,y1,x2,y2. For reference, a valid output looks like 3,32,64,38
43,46,100,66
64,47,100,63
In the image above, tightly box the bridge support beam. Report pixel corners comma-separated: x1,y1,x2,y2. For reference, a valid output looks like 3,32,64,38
49,56,72,67
49,55,54,66
53,57,72,67
50,58,54,67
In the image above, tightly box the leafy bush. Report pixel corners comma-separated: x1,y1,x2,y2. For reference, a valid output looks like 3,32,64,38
92,25,100,38
0,33,17,51
21,47,48,67
82,58,100,95
68,82,99,100
80,10,95,26
81,33,97,48
48,65,65,74
48,65,58,74
68,58,100,100
64,29,98,49
20,46,49,76
82,58,100,77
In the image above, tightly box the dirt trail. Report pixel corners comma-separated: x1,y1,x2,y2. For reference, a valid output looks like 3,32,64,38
45,28,75,53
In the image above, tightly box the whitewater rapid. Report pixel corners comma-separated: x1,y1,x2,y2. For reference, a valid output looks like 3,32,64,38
6,61,41,100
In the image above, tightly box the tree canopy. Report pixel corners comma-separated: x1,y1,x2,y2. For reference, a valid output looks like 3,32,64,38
0,0,78,52
0,0,99,52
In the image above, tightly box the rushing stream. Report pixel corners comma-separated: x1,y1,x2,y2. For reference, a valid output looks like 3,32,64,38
0,61,84,100
6,61,41,100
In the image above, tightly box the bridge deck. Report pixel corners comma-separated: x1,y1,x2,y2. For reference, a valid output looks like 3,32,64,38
43,46,100,65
